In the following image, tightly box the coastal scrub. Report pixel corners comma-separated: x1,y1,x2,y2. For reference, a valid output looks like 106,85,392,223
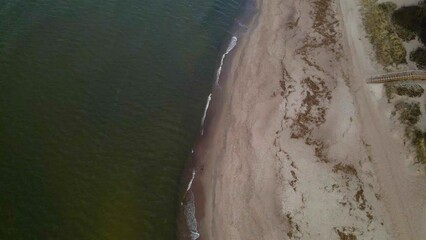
410,47,426,69
392,102,426,165
412,129,426,165
392,1,426,45
360,0,406,65
385,84,424,101
392,1,426,69
394,102,421,126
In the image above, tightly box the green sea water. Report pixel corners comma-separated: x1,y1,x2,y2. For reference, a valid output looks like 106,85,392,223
0,0,245,239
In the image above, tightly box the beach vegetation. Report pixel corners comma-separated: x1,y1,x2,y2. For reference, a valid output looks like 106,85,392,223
334,227,357,240
377,1,397,14
405,127,426,165
385,84,394,102
394,102,421,126
392,21,417,42
395,84,424,97
392,102,426,165
410,47,426,69
413,129,426,164
392,1,426,45
360,0,407,66
385,84,424,100
377,2,416,41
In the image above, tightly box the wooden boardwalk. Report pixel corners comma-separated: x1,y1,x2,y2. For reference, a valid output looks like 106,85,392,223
367,70,426,84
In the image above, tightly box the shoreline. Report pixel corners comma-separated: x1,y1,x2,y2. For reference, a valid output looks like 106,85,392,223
177,1,260,239
180,0,426,239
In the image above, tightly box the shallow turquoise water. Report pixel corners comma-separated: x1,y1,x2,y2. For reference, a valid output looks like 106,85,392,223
0,0,244,239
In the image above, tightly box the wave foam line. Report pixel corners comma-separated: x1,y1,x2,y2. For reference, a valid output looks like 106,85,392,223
184,191,200,240
215,36,238,86
181,168,196,206
186,169,196,193
200,93,212,135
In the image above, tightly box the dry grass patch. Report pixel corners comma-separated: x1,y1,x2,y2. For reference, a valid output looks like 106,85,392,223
392,102,426,165
393,102,421,126
360,0,406,65
385,84,424,101
334,227,357,240
406,128,426,165
332,163,358,177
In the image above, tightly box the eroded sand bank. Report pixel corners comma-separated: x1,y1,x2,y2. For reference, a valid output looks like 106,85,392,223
194,0,426,239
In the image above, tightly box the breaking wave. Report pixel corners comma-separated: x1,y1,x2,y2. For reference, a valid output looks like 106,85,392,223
200,93,212,135
184,36,239,240
215,36,238,86
182,169,199,239
184,191,200,240
186,169,196,193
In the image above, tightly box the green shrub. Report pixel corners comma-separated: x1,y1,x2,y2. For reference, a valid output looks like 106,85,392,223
395,84,424,97
360,0,407,65
392,1,426,45
410,47,426,69
378,2,397,14
413,130,426,164
385,84,394,102
386,84,425,100
394,102,421,126
406,128,426,165
393,22,416,41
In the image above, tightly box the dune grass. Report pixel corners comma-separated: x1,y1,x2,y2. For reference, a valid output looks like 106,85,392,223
406,127,426,165
385,84,424,101
394,102,421,126
393,102,426,165
360,0,406,66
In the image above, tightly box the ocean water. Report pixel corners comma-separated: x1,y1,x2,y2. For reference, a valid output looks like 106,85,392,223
0,0,245,239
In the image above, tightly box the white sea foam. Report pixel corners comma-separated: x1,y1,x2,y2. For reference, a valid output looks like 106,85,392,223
182,36,239,240
200,37,238,135
200,93,212,135
184,191,200,240
237,21,249,30
215,36,238,86
184,37,238,236
186,169,196,193
227,36,238,53
181,169,196,206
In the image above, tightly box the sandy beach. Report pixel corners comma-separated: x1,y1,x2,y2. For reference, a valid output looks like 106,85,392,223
190,0,426,239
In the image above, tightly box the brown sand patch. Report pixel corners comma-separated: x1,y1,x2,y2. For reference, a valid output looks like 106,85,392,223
335,227,358,240
332,163,358,177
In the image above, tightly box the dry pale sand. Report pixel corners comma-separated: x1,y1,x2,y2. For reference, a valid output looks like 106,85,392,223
196,0,426,239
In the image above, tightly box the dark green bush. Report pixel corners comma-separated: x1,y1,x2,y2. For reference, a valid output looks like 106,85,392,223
386,84,425,99
392,1,426,45
393,22,416,41
395,102,421,126
378,2,416,42
395,84,424,97
406,128,426,165
410,47,426,69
